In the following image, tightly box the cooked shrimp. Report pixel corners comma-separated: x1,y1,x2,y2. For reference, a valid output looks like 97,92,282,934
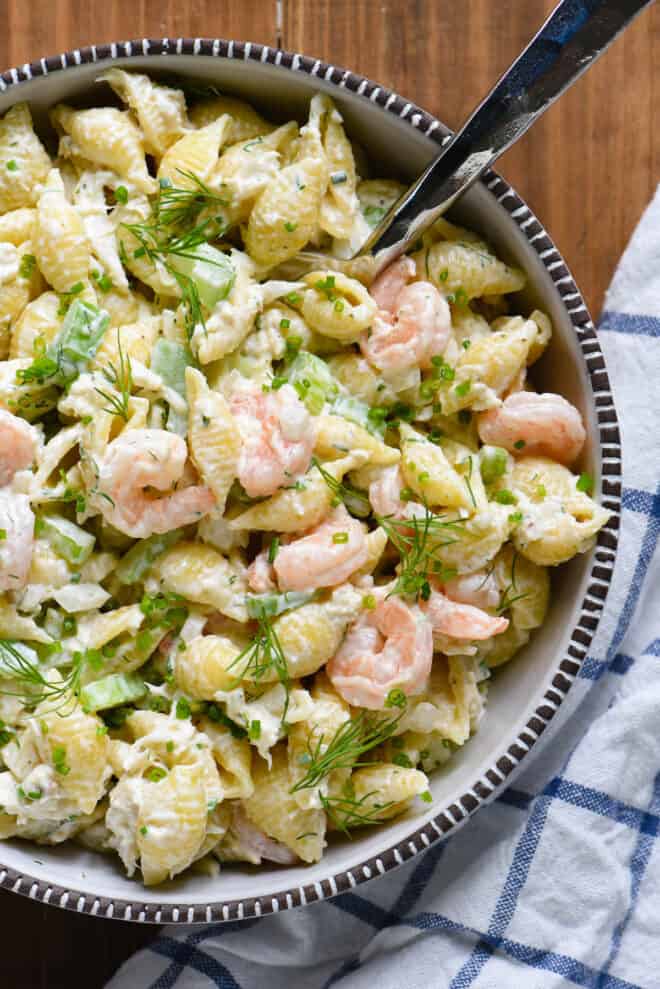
228,806,299,865
0,489,34,591
369,464,407,518
230,381,317,498
327,595,433,709
477,392,586,466
422,585,508,640
0,409,38,486
273,505,368,591
247,549,276,593
370,255,417,311
96,429,216,538
361,259,451,373
442,570,500,611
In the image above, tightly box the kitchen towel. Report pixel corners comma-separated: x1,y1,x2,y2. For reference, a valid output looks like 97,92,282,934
107,188,660,989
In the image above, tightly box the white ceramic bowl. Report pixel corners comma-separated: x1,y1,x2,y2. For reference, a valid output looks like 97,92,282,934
0,38,621,924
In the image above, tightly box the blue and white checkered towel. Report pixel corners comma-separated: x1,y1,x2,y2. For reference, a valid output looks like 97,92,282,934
107,189,660,989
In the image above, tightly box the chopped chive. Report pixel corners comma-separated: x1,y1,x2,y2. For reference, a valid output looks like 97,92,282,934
454,379,471,398
147,767,167,783
385,688,406,709
392,752,413,768
576,472,594,494
420,790,433,803
268,537,280,564
19,254,36,279
175,697,191,720
513,439,526,450
6,160,18,172
284,221,297,233
115,185,128,205
332,532,349,544
494,489,517,505
362,594,376,610
248,719,261,740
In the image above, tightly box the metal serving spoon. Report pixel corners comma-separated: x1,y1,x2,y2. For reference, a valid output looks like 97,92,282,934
356,0,655,276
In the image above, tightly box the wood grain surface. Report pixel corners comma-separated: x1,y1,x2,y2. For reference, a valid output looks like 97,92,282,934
0,1,657,985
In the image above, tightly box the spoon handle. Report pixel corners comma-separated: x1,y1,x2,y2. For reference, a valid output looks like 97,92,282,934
359,0,655,271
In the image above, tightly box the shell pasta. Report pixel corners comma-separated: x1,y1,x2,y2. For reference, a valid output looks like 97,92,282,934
0,75,609,885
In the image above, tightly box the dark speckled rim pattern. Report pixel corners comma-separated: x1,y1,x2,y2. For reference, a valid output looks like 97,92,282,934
0,37,621,924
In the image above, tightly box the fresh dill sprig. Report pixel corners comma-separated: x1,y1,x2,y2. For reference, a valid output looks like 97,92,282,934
228,603,290,721
290,708,404,793
120,172,231,338
156,170,228,234
0,640,82,714
320,786,395,836
94,331,133,421
459,455,477,510
312,457,371,518
375,507,465,600
497,551,529,614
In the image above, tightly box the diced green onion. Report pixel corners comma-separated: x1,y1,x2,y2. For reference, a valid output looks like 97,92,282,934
513,439,526,450
576,472,594,494
248,719,261,740
493,488,517,505
392,752,413,768
79,673,147,712
61,616,77,636
115,185,128,204
267,537,280,564
175,697,191,720
385,688,406,709
147,766,167,782
420,790,433,803
332,532,349,544
479,446,508,485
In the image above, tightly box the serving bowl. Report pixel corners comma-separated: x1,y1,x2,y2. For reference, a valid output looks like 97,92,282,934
0,37,621,923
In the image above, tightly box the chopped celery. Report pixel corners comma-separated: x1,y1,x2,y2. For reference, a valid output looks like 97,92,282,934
285,351,339,414
151,339,193,398
171,244,236,309
39,514,95,565
53,300,110,384
479,445,509,485
79,672,147,712
151,338,194,436
115,530,184,585
246,591,315,619
331,394,385,438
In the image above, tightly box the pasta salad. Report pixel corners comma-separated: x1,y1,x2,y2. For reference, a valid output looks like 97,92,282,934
0,72,609,885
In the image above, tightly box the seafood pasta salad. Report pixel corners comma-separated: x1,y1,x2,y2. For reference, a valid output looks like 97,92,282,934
0,71,609,886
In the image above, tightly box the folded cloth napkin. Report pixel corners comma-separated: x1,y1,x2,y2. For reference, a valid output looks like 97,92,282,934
107,189,660,989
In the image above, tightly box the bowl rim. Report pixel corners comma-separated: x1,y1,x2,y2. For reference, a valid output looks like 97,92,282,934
0,36,621,925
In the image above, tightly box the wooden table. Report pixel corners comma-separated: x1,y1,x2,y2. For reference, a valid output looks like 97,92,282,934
0,1,657,985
